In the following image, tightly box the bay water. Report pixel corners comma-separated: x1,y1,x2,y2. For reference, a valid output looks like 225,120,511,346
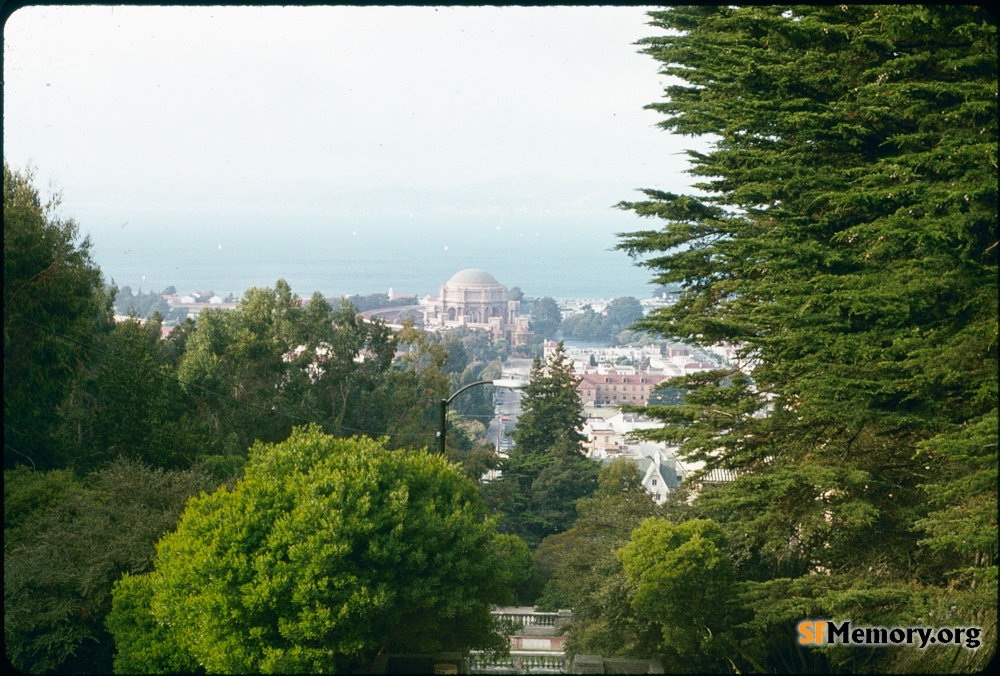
85,212,661,301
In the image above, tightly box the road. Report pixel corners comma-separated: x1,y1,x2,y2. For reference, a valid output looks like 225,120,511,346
486,371,529,455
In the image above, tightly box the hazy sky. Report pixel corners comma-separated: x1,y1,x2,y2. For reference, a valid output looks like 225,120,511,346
3,4,702,222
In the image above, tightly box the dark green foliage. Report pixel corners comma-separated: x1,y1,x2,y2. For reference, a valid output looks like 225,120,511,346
646,385,685,406
4,460,216,674
393,326,506,441
487,344,597,547
561,297,645,343
57,317,210,470
113,286,181,321
4,163,114,470
559,305,607,342
536,461,666,657
448,441,500,484
525,435,600,538
107,427,513,674
441,333,469,374
529,296,562,340
491,534,536,606
446,328,505,420
343,292,416,313
605,297,644,332
160,316,197,367
511,343,586,454
367,319,450,449
615,5,996,672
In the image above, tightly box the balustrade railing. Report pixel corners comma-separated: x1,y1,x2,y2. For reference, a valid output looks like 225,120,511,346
468,651,567,674
491,609,570,630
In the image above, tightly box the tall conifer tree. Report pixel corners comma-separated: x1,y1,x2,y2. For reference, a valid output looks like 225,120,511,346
618,6,996,671
512,342,586,455
489,342,595,547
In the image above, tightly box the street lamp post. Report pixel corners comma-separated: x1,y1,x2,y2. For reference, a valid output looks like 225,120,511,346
438,378,528,455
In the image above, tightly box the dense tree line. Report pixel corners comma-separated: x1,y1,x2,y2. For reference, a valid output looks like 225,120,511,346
343,292,418,313
5,460,220,674
113,286,192,321
4,163,115,472
560,297,645,343
2,162,527,673
529,295,647,345
576,5,996,672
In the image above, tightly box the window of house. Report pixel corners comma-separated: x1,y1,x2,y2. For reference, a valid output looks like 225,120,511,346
652,478,657,485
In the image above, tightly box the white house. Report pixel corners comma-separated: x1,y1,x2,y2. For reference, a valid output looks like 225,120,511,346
600,443,683,504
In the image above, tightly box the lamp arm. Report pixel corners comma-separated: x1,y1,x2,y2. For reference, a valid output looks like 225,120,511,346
444,379,496,405
438,378,525,454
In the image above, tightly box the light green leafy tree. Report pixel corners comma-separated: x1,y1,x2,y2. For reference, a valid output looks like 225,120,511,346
108,426,514,674
107,572,202,675
618,518,741,672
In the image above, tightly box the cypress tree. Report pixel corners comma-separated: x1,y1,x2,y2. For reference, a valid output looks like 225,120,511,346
490,342,595,547
512,342,586,455
618,6,997,671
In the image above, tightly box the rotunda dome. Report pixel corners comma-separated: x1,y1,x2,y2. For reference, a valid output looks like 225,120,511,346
446,268,500,285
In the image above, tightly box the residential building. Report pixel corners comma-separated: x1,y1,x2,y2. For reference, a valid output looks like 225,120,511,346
576,371,670,406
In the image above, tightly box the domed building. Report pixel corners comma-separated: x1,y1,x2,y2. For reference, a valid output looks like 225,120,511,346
423,268,530,346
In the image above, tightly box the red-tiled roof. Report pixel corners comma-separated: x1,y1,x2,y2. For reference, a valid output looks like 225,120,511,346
577,373,670,386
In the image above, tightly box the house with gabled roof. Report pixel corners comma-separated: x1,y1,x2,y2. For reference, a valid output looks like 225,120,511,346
632,443,683,503
598,442,684,504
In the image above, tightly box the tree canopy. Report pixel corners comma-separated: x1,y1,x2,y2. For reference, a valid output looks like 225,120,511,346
615,5,996,672
618,518,740,671
534,460,666,656
561,297,645,343
512,343,586,455
4,162,114,470
108,427,514,674
4,460,216,674
487,343,597,548
529,296,562,340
